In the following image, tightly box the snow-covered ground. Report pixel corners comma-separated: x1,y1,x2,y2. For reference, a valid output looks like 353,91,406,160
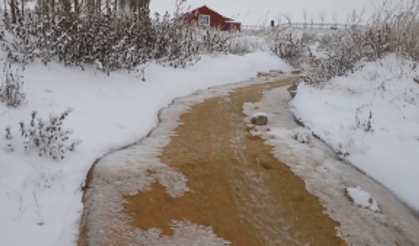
345,186,380,213
291,54,419,213
0,52,290,246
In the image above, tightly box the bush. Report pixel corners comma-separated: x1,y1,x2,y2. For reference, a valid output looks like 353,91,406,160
0,61,26,108
352,107,373,132
227,35,265,55
1,7,234,78
5,109,81,160
269,29,306,67
295,0,419,85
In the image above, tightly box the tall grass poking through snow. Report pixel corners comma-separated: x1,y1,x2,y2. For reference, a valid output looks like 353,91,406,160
0,6,270,79
0,61,26,108
365,0,419,61
292,0,419,85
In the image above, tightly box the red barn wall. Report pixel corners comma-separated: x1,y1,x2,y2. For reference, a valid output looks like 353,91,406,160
180,6,239,31
226,22,241,31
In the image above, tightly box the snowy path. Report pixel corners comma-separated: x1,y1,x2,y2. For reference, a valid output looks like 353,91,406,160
78,73,419,246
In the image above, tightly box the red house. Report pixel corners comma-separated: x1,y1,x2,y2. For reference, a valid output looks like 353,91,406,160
177,5,241,31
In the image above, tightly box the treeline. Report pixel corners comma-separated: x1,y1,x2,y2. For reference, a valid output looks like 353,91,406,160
5,0,151,24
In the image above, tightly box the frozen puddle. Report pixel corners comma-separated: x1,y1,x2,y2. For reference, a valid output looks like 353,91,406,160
244,86,419,246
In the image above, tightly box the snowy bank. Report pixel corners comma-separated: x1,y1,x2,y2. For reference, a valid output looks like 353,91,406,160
0,52,291,246
244,86,419,245
291,54,419,213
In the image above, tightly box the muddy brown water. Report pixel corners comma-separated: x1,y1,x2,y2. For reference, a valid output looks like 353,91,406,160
78,77,346,246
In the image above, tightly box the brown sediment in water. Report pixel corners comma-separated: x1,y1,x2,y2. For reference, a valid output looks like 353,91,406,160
78,77,347,246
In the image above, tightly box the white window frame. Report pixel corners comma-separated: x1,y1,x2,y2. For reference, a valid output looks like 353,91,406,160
199,14,211,26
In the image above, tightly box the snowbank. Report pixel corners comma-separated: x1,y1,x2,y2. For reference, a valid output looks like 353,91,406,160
291,54,419,212
0,52,291,246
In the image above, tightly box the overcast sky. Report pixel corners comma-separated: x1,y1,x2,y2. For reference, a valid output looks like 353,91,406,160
150,0,397,26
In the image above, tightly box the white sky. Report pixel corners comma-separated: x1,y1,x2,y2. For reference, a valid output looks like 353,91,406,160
150,0,395,26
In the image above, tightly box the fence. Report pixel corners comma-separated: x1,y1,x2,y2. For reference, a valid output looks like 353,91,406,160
242,22,363,31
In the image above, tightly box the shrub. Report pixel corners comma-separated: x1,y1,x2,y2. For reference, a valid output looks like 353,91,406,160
1,7,234,78
270,29,306,67
298,0,419,85
5,109,81,160
352,107,373,132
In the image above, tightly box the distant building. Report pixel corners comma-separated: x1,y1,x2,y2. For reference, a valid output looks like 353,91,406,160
177,5,241,31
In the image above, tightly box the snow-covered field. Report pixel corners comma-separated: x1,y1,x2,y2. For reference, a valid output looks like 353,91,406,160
0,51,290,246
291,54,419,213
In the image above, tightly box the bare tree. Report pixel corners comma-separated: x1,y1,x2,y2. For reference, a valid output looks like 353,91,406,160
118,0,126,13
174,0,187,18
10,0,16,24
310,15,314,29
332,12,338,29
332,12,338,24
303,10,307,29
11,0,153,18
74,0,79,13
20,0,24,17
118,0,149,14
319,12,326,28
275,14,282,26
61,0,72,13
281,13,292,25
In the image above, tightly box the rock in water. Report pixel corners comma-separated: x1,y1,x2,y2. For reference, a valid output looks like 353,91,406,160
257,154,273,169
251,112,268,126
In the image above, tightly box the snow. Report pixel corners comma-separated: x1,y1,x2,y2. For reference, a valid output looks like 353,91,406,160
345,186,380,213
244,86,419,245
290,53,419,213
0,52,291,246
251,112,267,117
291,127,313,143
